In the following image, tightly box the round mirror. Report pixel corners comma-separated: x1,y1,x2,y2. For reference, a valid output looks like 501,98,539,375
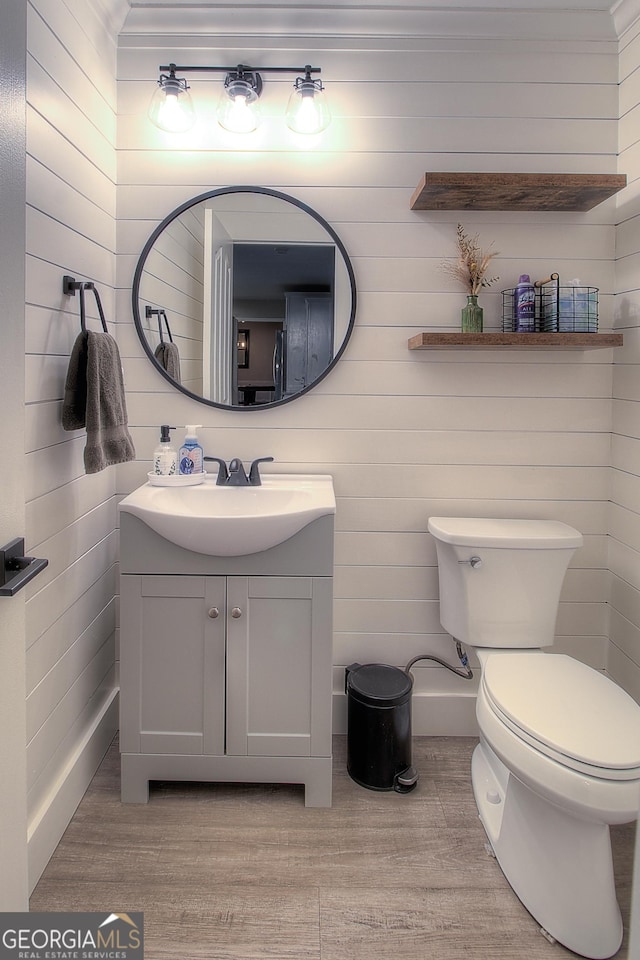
132,186,357,409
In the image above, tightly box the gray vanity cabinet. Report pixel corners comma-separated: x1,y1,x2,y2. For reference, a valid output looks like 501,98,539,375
118,513,334,807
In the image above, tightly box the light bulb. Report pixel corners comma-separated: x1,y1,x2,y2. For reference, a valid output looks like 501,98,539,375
291,96,322,134
286,77,330,134
148,76,195,132
217,75,261,133
157,93,186,130
226,95,259,133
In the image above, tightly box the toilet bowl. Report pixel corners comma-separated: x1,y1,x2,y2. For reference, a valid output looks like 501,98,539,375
427,517,640,960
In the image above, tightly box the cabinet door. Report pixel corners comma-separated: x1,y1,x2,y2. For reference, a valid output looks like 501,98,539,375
120,575,226,756
225,576,332,758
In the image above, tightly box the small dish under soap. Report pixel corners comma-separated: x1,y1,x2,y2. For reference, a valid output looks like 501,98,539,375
147,471,206,487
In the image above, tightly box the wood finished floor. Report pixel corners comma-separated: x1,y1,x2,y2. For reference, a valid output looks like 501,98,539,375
31,736,635,960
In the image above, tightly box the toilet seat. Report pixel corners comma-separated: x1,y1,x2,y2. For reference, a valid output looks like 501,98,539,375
482,653,640,781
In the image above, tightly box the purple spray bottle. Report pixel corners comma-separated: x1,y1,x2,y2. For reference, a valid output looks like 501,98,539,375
514,274,535,332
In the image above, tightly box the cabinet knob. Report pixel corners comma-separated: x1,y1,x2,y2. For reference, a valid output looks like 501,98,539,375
231,606,243,619
208,607,220,619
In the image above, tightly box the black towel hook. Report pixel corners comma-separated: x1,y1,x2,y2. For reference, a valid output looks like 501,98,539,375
145,305,174,344
63,275,108,333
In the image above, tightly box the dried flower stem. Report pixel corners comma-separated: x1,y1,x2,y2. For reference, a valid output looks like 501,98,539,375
441,223,500,296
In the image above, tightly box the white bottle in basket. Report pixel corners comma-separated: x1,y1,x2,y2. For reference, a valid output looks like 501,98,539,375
559,279,584,332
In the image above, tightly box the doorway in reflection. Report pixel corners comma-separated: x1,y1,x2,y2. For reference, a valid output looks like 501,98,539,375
231,242,335,405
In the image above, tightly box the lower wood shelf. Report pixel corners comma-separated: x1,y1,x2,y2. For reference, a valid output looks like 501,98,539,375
408,332,623,350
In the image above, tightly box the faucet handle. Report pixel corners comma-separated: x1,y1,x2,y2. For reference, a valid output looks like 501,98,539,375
248,457,274,486
204,456,229,485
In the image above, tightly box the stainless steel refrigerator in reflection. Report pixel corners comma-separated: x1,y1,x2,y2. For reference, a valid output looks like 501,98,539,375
273,330,285,402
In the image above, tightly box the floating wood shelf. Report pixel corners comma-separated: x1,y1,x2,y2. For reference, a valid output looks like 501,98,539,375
410,173,627,212
408,332,624,350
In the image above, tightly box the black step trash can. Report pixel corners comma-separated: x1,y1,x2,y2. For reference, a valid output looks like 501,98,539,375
345,662,418,793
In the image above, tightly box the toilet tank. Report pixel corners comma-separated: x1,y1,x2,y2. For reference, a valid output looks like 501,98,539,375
427,518,583,649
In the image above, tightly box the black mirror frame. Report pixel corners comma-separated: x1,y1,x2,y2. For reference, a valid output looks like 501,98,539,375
132,185,357,410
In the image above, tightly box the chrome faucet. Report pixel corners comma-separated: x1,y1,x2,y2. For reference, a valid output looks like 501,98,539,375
205,456,274,486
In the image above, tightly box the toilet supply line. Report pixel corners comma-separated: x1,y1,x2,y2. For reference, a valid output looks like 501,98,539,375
405,639,473,681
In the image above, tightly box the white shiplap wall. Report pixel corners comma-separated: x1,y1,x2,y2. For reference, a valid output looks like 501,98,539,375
25,0,119,889
611,12,640,704
116,9,621,734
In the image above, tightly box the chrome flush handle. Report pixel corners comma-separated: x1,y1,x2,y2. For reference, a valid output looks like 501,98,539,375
458,556,483,569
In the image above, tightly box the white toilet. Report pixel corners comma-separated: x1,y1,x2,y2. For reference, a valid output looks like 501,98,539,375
428,516,640,960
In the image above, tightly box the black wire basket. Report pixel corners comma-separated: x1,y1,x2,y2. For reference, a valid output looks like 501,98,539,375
502,273,598,333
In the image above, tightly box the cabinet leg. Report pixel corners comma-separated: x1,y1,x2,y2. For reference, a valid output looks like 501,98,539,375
304,759,333,807
120,755,149,803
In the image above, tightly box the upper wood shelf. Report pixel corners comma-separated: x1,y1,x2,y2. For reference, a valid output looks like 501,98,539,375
408,332,623,350
410,173,627,212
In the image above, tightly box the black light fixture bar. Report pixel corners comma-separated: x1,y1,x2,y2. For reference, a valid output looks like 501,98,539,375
159,63,321,75
149,62,329,134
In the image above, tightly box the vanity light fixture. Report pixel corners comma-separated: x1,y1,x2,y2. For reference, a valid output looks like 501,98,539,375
148,62,330,135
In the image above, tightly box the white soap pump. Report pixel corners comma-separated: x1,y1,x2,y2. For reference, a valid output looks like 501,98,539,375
178,425,204,475
153,425,177,476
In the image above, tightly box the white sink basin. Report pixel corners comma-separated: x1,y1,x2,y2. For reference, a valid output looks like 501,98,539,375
118,473,336,556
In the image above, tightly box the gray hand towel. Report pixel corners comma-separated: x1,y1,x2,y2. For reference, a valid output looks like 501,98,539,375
62,330,89,431
154,341,181,383
62,330,136,474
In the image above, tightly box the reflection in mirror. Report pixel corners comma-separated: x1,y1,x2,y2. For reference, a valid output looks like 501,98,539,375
132,187,356,410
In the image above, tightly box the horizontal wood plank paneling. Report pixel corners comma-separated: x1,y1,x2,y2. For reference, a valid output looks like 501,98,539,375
116,151,621,192
119,9,618,45
27,5,116,144
122,217,616,262
118,184,622,226
25,0,119,892
117,28,617,720
122,79,619,122
27,109,116,217
115,24,618,737
610,17,640,701
117,116,619,156
27,574,116,689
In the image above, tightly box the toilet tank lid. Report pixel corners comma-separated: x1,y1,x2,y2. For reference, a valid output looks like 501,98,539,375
427,517,583,549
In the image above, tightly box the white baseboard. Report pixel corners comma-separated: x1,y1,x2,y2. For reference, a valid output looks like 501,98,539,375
27,690,119,894
333,690,479,737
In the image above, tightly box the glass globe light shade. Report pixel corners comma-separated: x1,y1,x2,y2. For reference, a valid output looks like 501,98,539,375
217,78,261,133
286,79,331,134
148,77,195,133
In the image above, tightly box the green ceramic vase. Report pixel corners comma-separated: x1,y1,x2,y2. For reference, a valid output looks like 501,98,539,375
461,294,483,333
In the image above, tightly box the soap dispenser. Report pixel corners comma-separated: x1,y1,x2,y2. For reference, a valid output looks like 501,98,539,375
153,425,177,476
179,425,204,475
